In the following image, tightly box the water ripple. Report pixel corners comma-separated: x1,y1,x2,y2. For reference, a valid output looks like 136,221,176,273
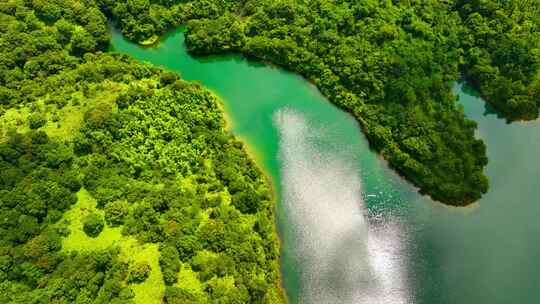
274,109,413,304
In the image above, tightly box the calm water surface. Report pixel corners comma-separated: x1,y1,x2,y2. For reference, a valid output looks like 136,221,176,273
110,27,540,304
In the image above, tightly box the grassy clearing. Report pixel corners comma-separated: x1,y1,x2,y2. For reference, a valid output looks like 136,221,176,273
0,98,84,142
61,189,124,251
122,242,164,304
0,106,31,139
0,81,125,142
176,263,205,295
61,188,165,304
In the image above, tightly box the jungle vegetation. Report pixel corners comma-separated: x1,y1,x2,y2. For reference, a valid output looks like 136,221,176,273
98,0,540,121
457,0,540,120
0,1,282,303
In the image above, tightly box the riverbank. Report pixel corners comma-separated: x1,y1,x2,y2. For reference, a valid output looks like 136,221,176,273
209,88,290,302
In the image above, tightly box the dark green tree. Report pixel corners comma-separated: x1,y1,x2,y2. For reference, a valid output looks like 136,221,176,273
83,213,105,237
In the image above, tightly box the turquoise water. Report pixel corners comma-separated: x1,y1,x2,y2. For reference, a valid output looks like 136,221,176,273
110,27,540,304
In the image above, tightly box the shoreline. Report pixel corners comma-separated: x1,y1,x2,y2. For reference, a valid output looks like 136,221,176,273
461,77,540,123
208,89,290,303
146,23,471,207
110,22,290,302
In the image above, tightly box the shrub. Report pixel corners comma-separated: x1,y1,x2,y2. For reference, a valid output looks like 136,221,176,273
128,261,151,283
159,244,181,285
164,286,200,304
104,200,130,226
28,113,47,129
160,71,179,86
82,213,104,237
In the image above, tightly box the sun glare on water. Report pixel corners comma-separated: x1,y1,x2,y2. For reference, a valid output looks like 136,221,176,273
274,109,413,304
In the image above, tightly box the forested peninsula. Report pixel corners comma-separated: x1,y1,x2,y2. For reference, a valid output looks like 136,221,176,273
1,0,539,303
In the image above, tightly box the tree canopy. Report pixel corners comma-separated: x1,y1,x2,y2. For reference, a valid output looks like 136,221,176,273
0,1,283,302
457,0,540,120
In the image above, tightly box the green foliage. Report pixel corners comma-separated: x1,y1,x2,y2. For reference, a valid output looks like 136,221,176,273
0,130,132,303
7,0,536,302
1,248,135,304
92,0,499,205
178,0,489,205
457,0,540,120
72,57,283,301
231,188,262,214
83,213,105,237
105,200,130,226
0,131,77,243
164,286,201,304
99,0,537,203
84,102,114,129
27,113,46,129
95,0,238,43
128,261,152,283
159,244,181,285
160,71,180,86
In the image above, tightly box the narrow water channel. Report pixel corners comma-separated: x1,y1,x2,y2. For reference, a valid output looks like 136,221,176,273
110,27,540,304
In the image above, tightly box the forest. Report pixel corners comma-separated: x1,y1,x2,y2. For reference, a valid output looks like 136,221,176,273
457,0,540,120
1,1,282,303
1,0,539,303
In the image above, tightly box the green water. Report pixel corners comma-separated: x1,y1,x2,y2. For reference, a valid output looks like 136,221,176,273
110,27,540,304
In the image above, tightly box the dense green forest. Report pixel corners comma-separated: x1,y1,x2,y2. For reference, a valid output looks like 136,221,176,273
457,0,540,120
1,0,538,302
0,1,283,303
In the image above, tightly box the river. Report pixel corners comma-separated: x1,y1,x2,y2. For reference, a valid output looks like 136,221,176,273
109,27,540,304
